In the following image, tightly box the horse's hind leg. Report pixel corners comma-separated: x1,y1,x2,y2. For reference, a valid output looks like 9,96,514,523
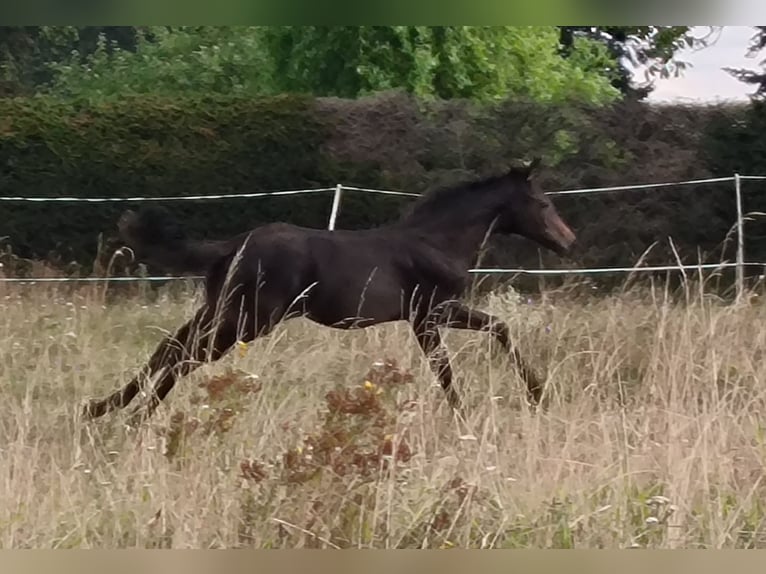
82,303,238,422
127,305,245,424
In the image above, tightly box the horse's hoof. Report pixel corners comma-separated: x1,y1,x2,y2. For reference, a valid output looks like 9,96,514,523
446,396,466,420
124,414,142,429
81,399,106,420
125,407,151,429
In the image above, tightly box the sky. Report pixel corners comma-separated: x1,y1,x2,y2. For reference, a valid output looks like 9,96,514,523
644,26,760,104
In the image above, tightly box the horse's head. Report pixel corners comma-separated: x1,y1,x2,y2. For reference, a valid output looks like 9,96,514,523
497,157,576,256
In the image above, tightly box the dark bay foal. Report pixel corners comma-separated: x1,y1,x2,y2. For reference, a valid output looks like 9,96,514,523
83,159,576,424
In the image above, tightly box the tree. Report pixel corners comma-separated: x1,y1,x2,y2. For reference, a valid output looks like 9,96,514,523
724,26,766,100
46,27,274,101
0,27,76,96
559,26,719,99
45,26,621,106
0,26,137,96
262,26,620,104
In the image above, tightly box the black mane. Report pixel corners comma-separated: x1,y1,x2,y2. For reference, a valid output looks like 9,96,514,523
399,167,528,226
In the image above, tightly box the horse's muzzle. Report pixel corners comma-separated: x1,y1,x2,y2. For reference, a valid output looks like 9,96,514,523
546,213,577,256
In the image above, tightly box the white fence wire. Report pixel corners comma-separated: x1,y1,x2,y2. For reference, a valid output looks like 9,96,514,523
1,173,764,299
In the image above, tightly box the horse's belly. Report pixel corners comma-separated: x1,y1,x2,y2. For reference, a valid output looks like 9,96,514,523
306,276,410,328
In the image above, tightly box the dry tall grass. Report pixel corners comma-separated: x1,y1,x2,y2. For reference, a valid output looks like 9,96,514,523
1,278,766,549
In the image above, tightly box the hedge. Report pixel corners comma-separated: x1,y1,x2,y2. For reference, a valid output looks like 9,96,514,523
0,91,763,289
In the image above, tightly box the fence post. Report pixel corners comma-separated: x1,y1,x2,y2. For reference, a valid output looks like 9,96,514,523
735,172,745,303
327,184,343,231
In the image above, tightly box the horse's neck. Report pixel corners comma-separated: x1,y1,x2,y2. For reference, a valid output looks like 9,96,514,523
413,213,498,269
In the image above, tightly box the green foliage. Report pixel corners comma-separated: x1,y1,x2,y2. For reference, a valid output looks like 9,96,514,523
42,26,620,106
3,26,715,104
724,26,766,100
263,26,620,104
2,26,719,106
46,27,275,102
0,93,334,267
0,26,137,96
0,26,78,95
559,26,716,98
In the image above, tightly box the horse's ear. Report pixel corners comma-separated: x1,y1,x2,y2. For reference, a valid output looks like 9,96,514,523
509,156,543,180
525,156,542,180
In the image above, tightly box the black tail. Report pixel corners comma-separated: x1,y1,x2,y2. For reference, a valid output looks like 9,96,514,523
116,206,246,275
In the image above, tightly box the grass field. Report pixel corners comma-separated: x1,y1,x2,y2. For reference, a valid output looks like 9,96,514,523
2,278,766,549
